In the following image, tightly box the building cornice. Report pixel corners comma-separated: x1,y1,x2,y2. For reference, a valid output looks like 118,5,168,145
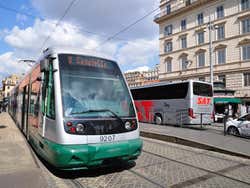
238,38,250,46
214,44,227,51
195,48,206,54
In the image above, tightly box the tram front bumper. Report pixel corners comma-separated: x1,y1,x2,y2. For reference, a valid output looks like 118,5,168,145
42,138,142,169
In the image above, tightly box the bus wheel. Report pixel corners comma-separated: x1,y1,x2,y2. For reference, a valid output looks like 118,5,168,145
155,114,162,125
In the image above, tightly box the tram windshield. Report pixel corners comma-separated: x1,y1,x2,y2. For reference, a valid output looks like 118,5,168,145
58,54,135,118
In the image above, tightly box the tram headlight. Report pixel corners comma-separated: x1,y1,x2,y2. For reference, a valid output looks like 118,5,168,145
76,123,85,133
125,121,132,130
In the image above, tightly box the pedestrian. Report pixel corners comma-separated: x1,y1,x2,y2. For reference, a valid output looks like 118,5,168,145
2,102,6,112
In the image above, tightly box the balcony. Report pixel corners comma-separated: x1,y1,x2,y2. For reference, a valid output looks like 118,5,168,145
154,0,200,23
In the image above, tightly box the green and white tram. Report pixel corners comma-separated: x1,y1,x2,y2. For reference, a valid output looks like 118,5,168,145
9,48,142,170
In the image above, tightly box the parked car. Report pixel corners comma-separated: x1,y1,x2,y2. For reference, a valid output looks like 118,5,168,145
214,113,225,122
226,113,250,137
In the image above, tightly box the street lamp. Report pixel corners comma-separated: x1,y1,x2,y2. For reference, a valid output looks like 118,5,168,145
207,16,219,88
18,59,36,76
208,16,213,87
18,59,36,67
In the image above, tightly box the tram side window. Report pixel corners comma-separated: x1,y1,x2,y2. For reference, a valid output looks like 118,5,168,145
31,81,41,117
42,65,55,119
47,82,55,119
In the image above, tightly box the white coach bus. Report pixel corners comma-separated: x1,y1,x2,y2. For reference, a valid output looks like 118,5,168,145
131,80,213,126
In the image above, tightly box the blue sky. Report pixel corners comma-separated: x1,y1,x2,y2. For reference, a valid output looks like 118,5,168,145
0,0,160,84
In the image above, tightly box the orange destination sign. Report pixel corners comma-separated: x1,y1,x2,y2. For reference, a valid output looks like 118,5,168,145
67,55,107,69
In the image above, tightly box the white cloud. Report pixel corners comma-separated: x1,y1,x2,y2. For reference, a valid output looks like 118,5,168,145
0,29,9,40
1,0,160,80
0,52,30,83
4,19,122,59
31,0,160,40
125,66,150,73
117,38,158,67
3,18,158,67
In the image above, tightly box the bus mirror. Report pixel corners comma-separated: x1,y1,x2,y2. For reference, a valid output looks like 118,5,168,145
40,59,49,72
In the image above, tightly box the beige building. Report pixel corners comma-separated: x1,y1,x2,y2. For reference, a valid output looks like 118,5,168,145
154,0,250,104
1,74,19,98
124,66,159,88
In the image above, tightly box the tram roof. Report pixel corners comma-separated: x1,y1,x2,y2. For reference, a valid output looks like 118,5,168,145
41,47,116,63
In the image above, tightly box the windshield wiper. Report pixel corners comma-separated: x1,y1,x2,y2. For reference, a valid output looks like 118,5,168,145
70,109,124,124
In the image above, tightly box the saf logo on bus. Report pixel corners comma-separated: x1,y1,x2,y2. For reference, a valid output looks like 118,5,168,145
197,97,211,105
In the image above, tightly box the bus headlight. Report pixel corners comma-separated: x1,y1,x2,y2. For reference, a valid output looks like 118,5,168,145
76,123,85,133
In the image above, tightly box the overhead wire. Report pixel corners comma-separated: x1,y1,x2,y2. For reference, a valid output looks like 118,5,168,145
38,0,78,52
96,7,160,49
0,2,160,50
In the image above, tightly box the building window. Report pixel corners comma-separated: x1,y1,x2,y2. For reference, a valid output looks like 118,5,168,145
217,25,225,40
198,52,205,67
165,60,172,73
197,31,204,44
199,77,205,82
216,5,224,19
242,18,250,34
181,36,187,49
164,24,173,36
241,0,250,11
242,45,250,60
166,4,171,15
164,41,172,53
181,19,186,30
218,75,226,86
181,56,188,70
197,13,203,25
244,72,250,86
217,48,226,64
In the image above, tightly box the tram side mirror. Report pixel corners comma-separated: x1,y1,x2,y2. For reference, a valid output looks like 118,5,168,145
40,59,50,72
36,77,43,82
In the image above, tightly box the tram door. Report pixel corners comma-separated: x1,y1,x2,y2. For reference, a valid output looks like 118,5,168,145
21,85,29,134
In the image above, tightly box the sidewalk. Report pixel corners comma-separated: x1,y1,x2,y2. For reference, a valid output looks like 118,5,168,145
0,112,48,188
140,122,250,159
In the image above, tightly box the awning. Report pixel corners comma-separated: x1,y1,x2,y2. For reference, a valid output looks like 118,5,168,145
214,97,242,104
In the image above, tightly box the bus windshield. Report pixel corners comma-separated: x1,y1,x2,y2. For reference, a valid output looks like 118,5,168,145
193,82,213,97
58,54,135,118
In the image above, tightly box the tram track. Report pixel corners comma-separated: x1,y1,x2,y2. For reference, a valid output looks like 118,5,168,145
142,137,250,164
19,127,250,188
142,149,250,187
69,179,86,188
56,137,250,188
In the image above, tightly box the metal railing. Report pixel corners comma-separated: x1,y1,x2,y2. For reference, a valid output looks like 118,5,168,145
146,109,212,128
154,0,198,20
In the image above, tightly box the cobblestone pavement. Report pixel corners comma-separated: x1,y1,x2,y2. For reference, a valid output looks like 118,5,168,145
2,112,250,188
43,138,250,188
